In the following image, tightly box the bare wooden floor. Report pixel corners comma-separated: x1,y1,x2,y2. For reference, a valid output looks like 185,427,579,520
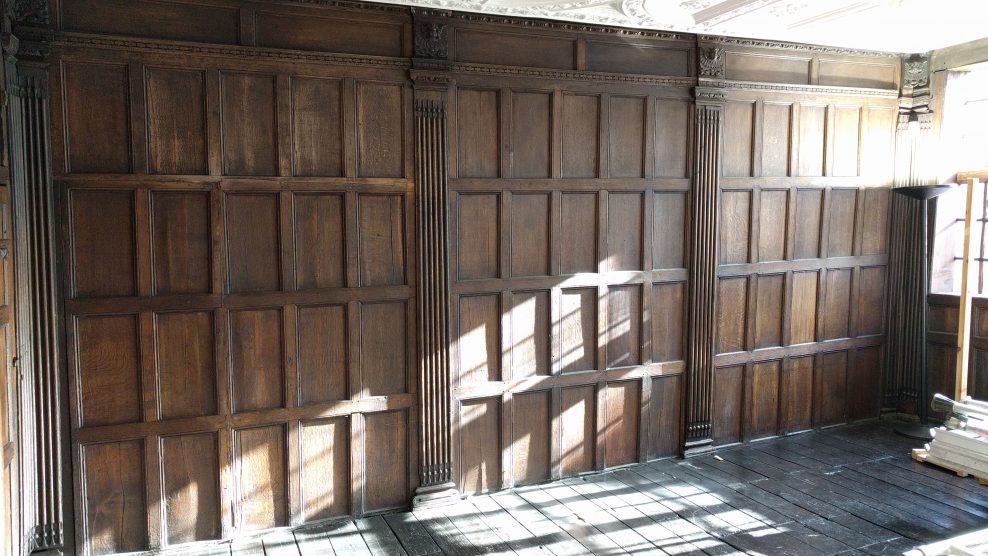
165,422,988,555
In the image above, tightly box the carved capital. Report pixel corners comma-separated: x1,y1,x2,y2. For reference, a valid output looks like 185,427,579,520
698,46,725,78
694,85,726,103
9,0,50,60
410,69,452,88
414,21,449,60
903,54,930,90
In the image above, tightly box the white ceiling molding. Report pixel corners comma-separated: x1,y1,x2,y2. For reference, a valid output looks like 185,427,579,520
371,0,988,53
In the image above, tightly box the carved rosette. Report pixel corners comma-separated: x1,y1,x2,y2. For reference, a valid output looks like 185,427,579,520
903,55,930,90
698,46,725,79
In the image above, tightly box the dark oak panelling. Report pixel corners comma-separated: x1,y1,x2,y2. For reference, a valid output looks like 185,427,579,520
156,311,216,419
63,62,131,173
291,78,343,177
235,425,288,531
561,95,599,178
294,194,346,290
83,441,147,555
71,190,136,298
161,434,220,544
511,391,550,485
459,399,500,494
77,315,141,427
221,73,278,176
300,418,349,520
510,92,551,178
146,69,208,175
456,89,499,178
151,192,211,294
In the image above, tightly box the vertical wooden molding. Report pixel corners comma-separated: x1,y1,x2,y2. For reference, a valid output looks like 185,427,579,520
684,86,724,450
409,16,459,506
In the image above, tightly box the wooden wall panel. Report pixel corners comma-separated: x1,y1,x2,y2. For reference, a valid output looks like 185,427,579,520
586,42,690,76
849,347,881,420
151,192,211,295
77,315,142,427
832,106,861,177
294,194,346,290
793,189,823,259
607,286,641,368
146,68,207,175
459,399,501,494
221,73,278,176
861,187,890,255
511,92,551,178
457,88,500,178
560,193,597,274
820,351,848,426
161,433,220,545
297,305,348,404
560,386,595,475
300,418,349,520
712,366,743,445
61,0,240,44
235,425,288,530
83,441,147,555
726,53,810,84
716,278,747,354
560,288,597,372
723,102,754,177
750,361,780,439
71,190,136,298
291,77,343,177
758,190,787,262
226,193,281,293
720,191,750,264
361,302,407,396
255,13,403,57
562,94,599,178
511,193,550,277
818,60,897,89
754,274,784,349
648,375,681,458
511,291,550,378
652,282,684,362
511,391,550,485
364,411,409,511
454,30,575,69
761,103,792,177
861,107,896,183
230,309,284,412
156,311,216,419
797,105,826,176
653,192,686,269
459,294,500,384
63,62,131,173
827,189,857,257
654,99,689,178
858,266,886,336
790,271,818,344
457,194,499,280
608,96,645,178
604,381,639,467
822,269,852,340
358,194,405,287
357,83,404,178
607,193,643,271
783,356,813,432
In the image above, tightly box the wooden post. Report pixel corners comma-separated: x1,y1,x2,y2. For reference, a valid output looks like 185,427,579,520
955,177,979,401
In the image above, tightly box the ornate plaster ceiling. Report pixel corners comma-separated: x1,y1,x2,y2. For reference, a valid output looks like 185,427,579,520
374,0,987,53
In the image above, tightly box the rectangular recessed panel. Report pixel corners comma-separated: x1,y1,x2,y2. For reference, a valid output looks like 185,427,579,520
820,351,848,426
455,30,574,69
819,60,897,89
235,425,288,530
653,192,686,269
294,193,345,290
457,89,500,178
511,92,551,178
512,391,550,485
161,433,220,544
849,347,881,420
832,106,861,177
793,189,823,259
72,189,136,298
716,278,747,354
62,0,239,44
857,266,886,336
560,288,597,372
587,42,689,76
726,54,810,84
460,398,501,494
609,96,645,178
147,68,207,174
720,190,751,265
358,194,405,287
511,193,550,277
605,380,639,467
827,189,857,257
798,105,826,177
152,191,211,294
822,269,852,340
784,356,813,432
83,441,147,555
511,291,550,378
861,187,890,255
63,62,131,173
361,302,407,396
226,193,280,293
751,360,780,439
648,375,681,459
297,305,348,404
560,193,597,274
256,13,402,57
560,385,595,475
761,103,792,177
300,418,349,520
562,94,599,178
357,82,404,178
790,271,818,345
459,294,500,384
724,102,754,177
862,108,896,183
365,410,408,511
157,311,216,419
754,274,784,349
607,193,643,271
652,282,684,362
78,315,141,427
758,190,787,262
292,77,343,177
230,309,284,412
607,285,641,368
457,194,499,280
221,72,277,176
654,99,689,178
712,366,743,445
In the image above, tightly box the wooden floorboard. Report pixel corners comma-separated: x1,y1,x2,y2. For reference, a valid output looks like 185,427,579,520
152,422,988,555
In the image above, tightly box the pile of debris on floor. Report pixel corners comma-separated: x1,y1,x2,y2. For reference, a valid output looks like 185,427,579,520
912,393,988,485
